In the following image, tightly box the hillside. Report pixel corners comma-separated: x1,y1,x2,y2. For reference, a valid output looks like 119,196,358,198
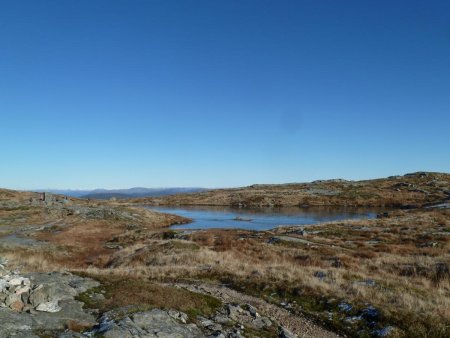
0,188,46,207
128,172,450,208
80,187,207,200
37,187,207,199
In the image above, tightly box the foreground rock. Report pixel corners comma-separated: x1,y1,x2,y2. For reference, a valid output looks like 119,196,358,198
0,258,294,338
86,304,290,338
0,261,98,337
87,308,205,338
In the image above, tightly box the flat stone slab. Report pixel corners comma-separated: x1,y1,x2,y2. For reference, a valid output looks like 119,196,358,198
0,271,98,336
89,309,206,338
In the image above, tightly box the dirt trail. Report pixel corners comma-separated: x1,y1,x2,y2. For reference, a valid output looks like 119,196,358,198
171,282,340,338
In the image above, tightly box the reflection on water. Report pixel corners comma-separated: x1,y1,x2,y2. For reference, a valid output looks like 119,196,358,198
145,205,384,231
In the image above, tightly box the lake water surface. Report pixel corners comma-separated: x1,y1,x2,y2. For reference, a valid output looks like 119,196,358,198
146,205,383,231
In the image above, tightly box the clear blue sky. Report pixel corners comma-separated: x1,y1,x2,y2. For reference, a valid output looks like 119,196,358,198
1,1,449,189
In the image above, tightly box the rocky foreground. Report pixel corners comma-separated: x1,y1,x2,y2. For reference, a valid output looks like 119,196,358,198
88,304,279,338
0,259,97,337
0,258,305,338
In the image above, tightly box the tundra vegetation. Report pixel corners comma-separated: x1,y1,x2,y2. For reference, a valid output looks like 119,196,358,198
0,172,448,337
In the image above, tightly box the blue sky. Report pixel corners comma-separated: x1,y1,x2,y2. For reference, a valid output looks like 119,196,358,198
1,1,449,189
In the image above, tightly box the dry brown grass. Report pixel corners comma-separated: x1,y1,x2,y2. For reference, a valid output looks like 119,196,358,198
75,208,447,337
128,172,450,208
34,219,123,268
1,187,449,337
73,272,222,319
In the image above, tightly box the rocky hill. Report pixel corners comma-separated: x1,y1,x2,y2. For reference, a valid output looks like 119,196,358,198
128,172,450,208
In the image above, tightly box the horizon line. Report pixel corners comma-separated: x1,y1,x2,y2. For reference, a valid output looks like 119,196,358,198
5,170,448,192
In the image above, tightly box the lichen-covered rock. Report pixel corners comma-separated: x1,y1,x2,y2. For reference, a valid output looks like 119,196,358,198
133,309,205,336
36,300,61,313
0,307,35,337
0,264,98,336
29,281,77,308
252,316,272,329
88,309,206,338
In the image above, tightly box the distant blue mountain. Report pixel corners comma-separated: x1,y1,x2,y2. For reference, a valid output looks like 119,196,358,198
37,187,207,200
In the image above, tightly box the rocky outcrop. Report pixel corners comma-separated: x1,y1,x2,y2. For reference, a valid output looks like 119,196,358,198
0,266,97,315
86,303,287,338
0,259,98,337
87,308,205,338
0,258,296,337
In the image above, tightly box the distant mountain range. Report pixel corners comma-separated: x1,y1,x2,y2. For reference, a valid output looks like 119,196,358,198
35,187,207,200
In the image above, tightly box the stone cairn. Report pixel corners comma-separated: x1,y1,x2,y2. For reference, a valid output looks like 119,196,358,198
0,258,61,313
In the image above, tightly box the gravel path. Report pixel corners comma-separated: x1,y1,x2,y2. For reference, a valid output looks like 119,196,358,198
172,282,340,338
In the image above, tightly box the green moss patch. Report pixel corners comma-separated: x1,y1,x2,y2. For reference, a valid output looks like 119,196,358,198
76,274,221,320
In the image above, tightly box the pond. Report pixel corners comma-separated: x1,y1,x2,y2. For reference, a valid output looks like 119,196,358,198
146,205,384,231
